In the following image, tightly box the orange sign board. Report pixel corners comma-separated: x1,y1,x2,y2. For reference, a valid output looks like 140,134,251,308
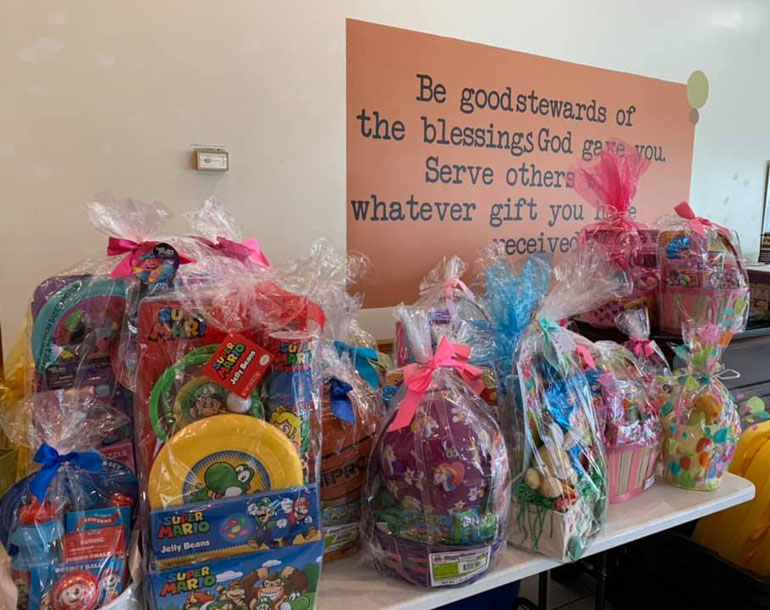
347,19,695,308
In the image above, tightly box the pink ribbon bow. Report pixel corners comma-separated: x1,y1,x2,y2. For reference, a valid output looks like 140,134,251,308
107,237,195,278
388,337,484,432
674,201,730,238
631,339,656,359
444,277,474,302
205,236,271,269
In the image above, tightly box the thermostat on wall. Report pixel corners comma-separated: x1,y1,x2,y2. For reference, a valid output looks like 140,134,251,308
195,148,229,171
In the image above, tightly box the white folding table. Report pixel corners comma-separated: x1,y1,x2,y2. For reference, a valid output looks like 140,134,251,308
317,472,755,610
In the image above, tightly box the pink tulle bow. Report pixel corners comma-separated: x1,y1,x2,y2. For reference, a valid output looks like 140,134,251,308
388,337,484,432
674,201,730,238
631,339,656,359
107,237,195,278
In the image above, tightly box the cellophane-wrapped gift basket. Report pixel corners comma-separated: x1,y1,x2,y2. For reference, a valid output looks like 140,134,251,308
591,341,661,503
510,244,630,560
661,309,743,491
0,390,139,610
363,305,510,588
656,201,749,335
574,142,659,329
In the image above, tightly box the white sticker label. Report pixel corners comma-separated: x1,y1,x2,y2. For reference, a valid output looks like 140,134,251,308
428,546,491,587
324,523,360,553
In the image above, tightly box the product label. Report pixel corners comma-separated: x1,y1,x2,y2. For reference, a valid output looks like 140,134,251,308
428,546,491,587
202,333,274,398
148,539,324,610
323,523,360,554
150,485,321,566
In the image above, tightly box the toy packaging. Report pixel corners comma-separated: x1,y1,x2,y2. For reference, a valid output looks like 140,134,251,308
656,201,749,335
660,315,742,491
148,539,323,610
510,244,629,560
132,251,327,608
363,306,510,588
591,341,661,503
0,389,139,610
574,142,659,329
0,195,188,479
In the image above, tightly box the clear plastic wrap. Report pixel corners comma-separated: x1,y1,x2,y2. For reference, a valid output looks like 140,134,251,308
470,250,551,479
185,198,271,270
0,195,184,479
615,308,670,379
0,389,139,610
394,256,487,367
510,244,630,560
133,261,327,608
591,341,661,503
574,141,658,329
660,313,742,491
363,306,509,588
283,239,384,562
318,296,382,561
656,201,749,335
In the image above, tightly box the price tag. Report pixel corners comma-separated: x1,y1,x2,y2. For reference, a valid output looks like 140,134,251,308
428,546,491,587
201,333,273,398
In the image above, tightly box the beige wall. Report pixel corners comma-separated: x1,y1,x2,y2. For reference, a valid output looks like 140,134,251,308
2,1,769,349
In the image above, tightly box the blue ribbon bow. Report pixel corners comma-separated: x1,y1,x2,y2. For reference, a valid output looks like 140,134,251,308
328,378,356,424
333,341,380,389
30,444,103,502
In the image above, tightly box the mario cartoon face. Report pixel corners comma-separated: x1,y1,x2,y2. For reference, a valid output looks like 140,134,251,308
293,498,310,521
52,572,99,610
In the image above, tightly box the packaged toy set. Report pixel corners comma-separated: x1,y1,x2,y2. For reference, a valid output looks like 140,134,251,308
575,143,659,329
656,201,749,335
363,306,510,588
0,390,139,610
510,245,628,560
134,258,327,608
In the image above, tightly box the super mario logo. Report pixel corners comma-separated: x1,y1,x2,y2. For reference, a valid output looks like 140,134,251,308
157,512,210,539
211,341,246,380
148,307,207,342
277,341,310,367
159,566,216,597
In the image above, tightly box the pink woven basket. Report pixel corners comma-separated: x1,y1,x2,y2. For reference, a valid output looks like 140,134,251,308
607,442,659,503
658,286,749,335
